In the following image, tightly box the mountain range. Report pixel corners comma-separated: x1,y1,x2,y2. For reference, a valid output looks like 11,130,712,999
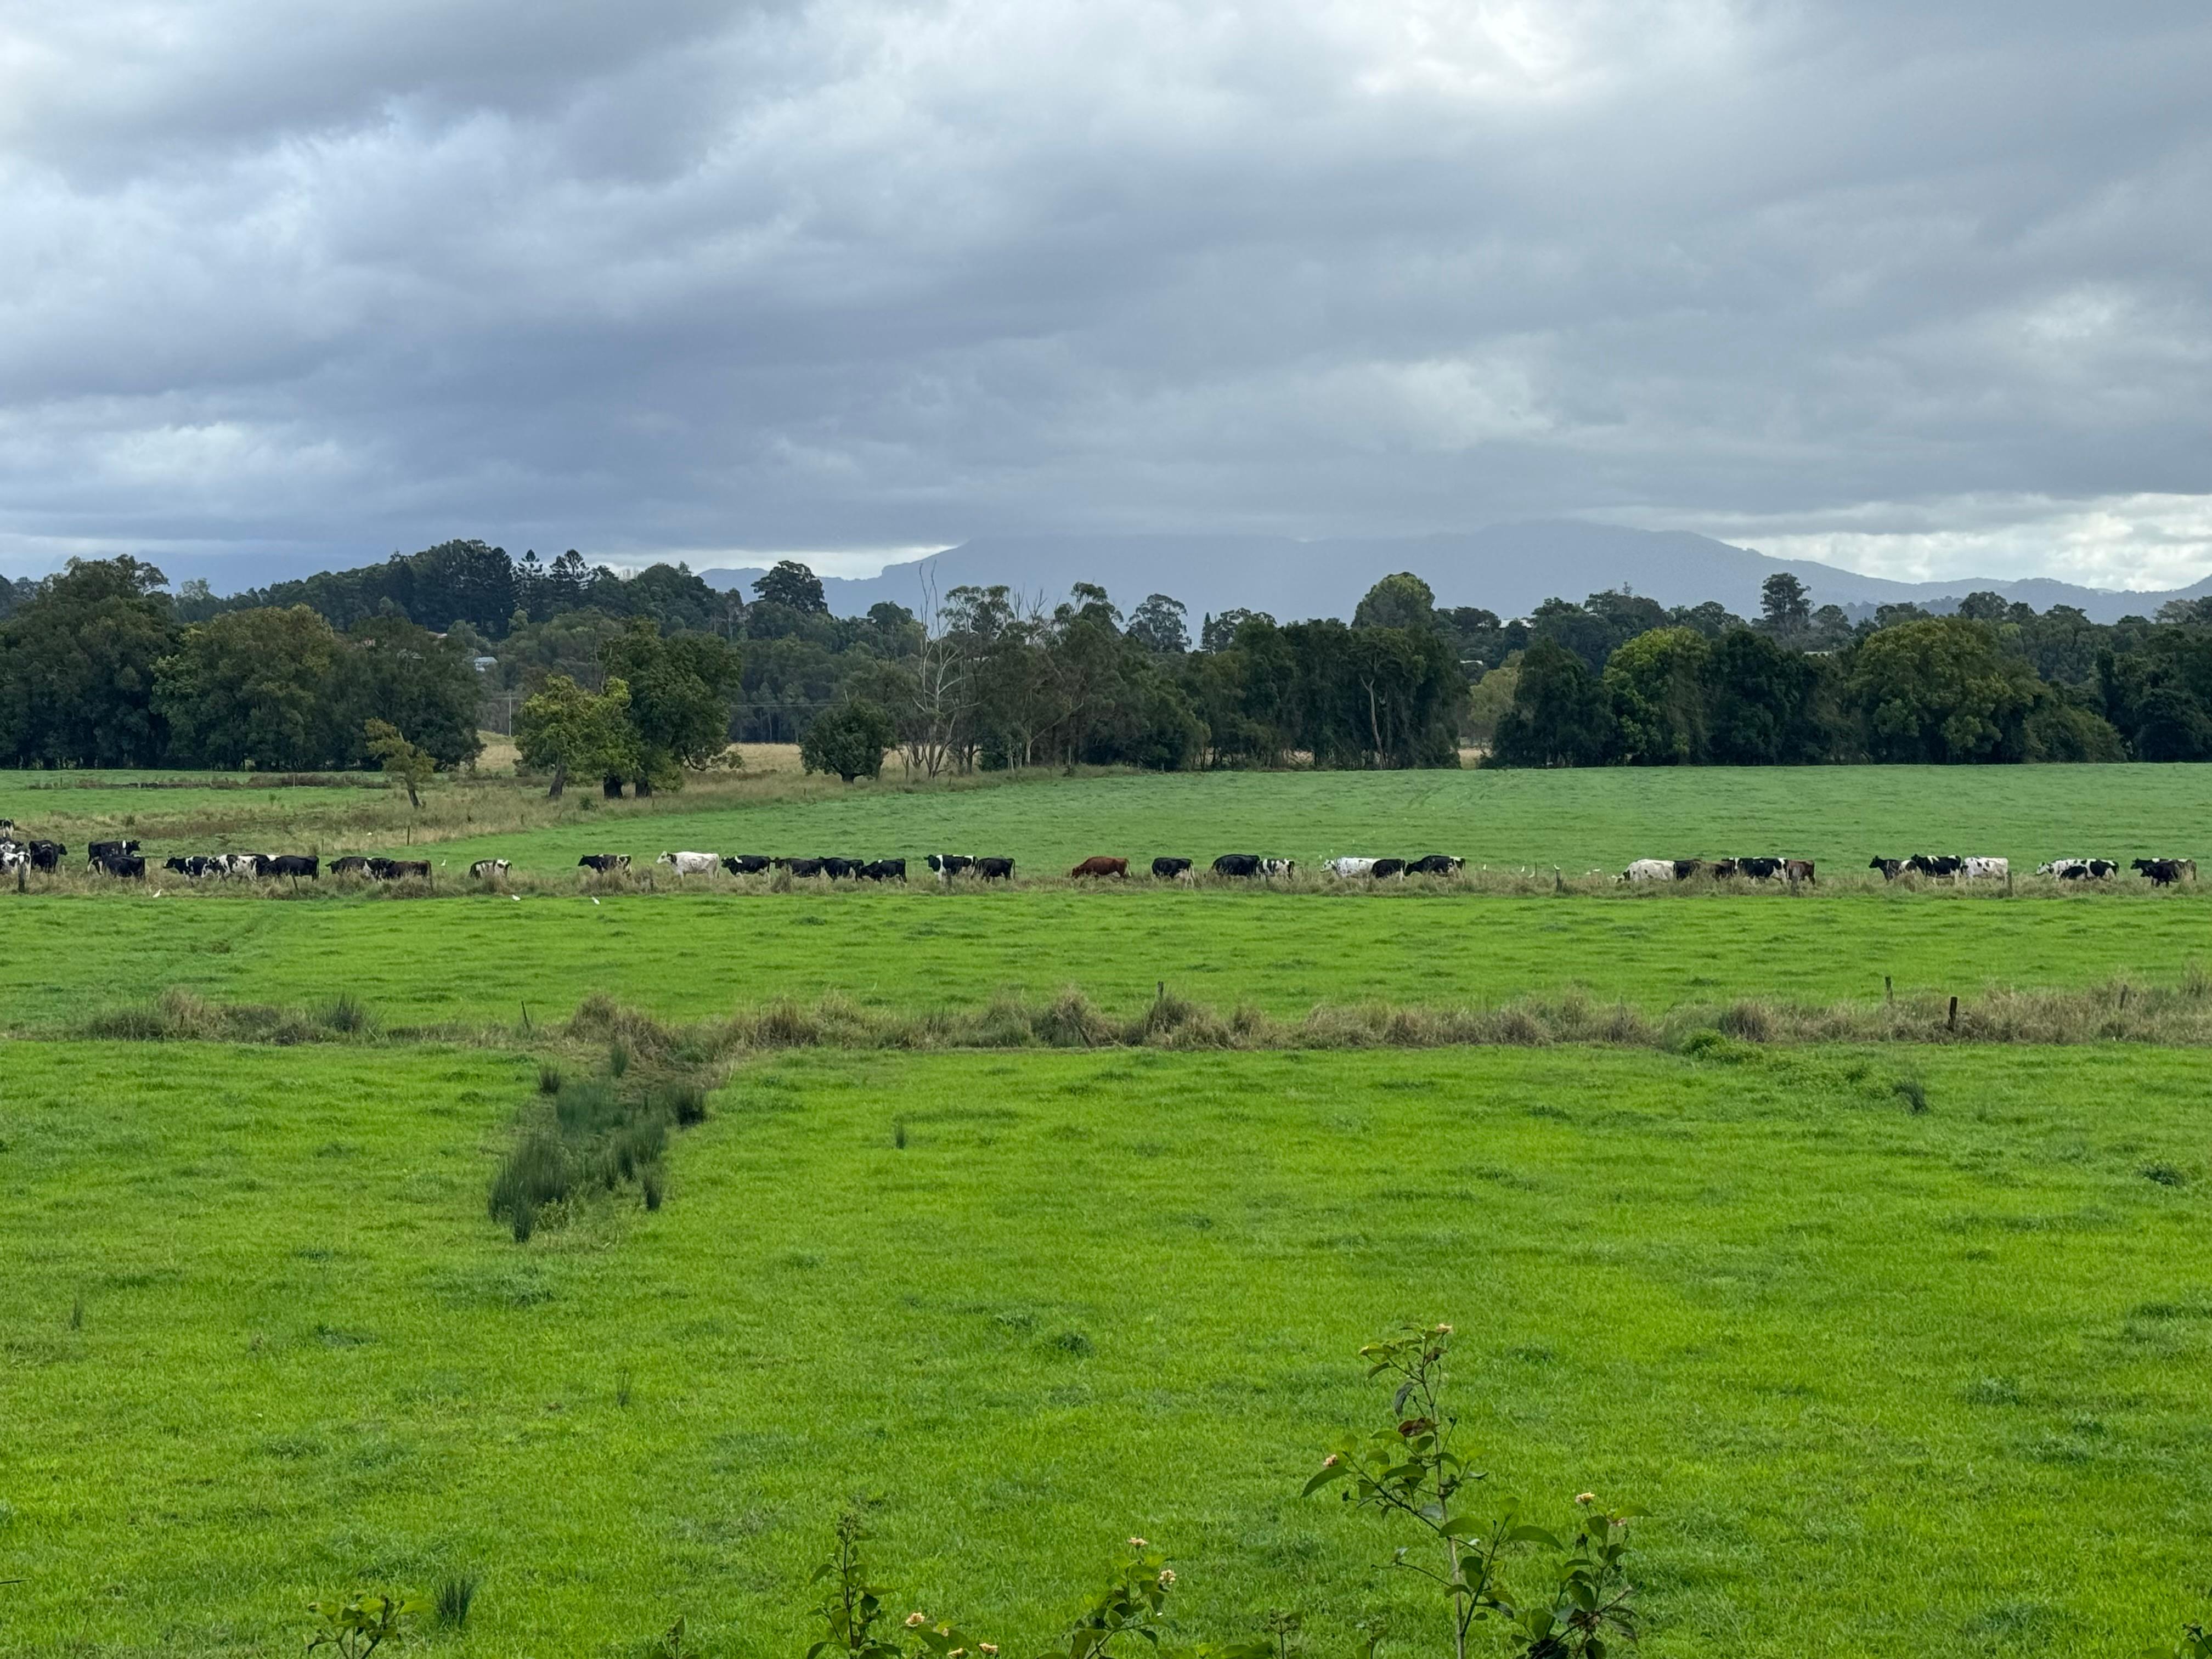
702,523,2212,627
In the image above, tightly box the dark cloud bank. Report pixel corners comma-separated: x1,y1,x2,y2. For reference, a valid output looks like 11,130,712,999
3,0,2209,603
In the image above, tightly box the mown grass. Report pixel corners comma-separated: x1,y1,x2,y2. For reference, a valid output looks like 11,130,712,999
4,888,2212,1033
1,1041,2207,1657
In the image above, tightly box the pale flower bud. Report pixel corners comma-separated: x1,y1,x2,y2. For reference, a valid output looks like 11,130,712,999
1575,1493,1595,1506
906,1613,928,1627
1158,1570,1176,1587
1127,1537,1148,1549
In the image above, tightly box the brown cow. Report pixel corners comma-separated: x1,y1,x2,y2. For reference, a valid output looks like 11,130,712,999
1785,859,1815,884
1068,856,1129,879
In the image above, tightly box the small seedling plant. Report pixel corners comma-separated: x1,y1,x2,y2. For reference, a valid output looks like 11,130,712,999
304,1591,425,1658
1304,1324,1641,1659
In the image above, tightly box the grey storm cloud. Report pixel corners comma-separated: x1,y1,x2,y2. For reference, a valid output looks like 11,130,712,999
2,0,2209,586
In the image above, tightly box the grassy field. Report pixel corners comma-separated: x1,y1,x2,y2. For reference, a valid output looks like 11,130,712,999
3,889,2211,1031
3,1040,2207,1657
7,763,2212,879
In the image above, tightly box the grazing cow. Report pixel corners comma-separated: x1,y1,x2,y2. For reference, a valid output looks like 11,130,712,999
1669,860,1707,879
1152,856,1195,880
2038,858,2117,880
1870,856,1904,881
1733,856,1786,880
817,857,864,879
163,855,216,879
1327,857,1378,879
1372,858,1406,879
578,854,631,874
470,859,511,881
1961,856,2008,881
1211,854,1263,878
1262,858,1297,878
1070,855,1130,879
1911,855,1964,877
262,854,319,879
332,855,371,875
656,850,720,877
87,839,142,862
859,858,907,882
1404,855,1464,876
926,854,976,883
977,856,1015,881
1622,859,1675,883
370,857,430,881
722,855,772,876
27,840,63,870
783,857,827,878
1785,859,1816,884
2134,857,2196,886
92,853,146,878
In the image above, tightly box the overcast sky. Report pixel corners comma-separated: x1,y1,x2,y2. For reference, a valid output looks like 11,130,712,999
3,0,2208,589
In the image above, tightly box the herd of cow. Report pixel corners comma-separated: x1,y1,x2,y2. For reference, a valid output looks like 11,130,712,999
2,819,2198,893
1621,854,2199,886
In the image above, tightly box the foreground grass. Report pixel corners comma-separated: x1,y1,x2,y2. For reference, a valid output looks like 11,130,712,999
2,1041,2207,1657
3,890,2211,1032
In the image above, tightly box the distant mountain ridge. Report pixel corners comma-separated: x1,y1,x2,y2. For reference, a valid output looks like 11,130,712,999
702,524,2212,627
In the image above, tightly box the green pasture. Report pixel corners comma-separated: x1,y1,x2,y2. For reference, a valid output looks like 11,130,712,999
2,889,2210,1031
2,1041,2207,1657
7,764,2212,878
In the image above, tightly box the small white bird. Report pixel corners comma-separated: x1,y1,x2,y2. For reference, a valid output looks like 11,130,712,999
512,895,522,902
591,897,600,905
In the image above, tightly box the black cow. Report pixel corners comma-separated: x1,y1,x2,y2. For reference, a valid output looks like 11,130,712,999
1672,859,1708,879
819,857,864,879
332,855,371,875
859,858,907,882
28,841,63,870
1152,856,1193,879
1404,854,1464,876
261,854,319,879
369,857,430,880
1372,858,1407,879
87,839,141,862
2134,857,2196,886
1870,857,1904,881
1910,855,1963,877
1212,854,1263,877
977,856,1014,881
926,854,975,882
1733,857,1785,880
722,855,772,876
578,854,630,874
783,857,827,878
92,853,146,878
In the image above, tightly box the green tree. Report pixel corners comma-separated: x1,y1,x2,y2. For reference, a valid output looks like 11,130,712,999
1604,627,1711,765
1125,593,1190,654
802,698,896,782
1848,618,2040,763
337,616,484,768
155,605,342,770
362,719,436,809
753,560,828,614
514,674,636,798
1489,637,1617,766
1704,628,1830,764
597,620,742,794
1758,572,1813,639
1352,572,1438,633
0,556,178,767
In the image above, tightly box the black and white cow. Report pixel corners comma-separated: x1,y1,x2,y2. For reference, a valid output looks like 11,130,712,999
722,855,772,876
1152,856,1194,880
2134,857,2197,886
1404,855,1464,876
926,854,976,883
470,859,512,881
87,839,142,862
2038,858,2117,880
578,854,631,874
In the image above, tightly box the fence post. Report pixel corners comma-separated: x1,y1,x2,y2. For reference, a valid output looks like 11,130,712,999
1946,995,1959,1031
1884,975,1893,1005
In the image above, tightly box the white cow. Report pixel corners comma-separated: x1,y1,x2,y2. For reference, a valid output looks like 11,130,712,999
1327,857,1378,878
470,859,512,880
1622,859,1675,883
656,850,720,876
1962,856,2009,881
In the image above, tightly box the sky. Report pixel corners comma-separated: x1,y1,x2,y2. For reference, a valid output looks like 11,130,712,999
2,0,2209,590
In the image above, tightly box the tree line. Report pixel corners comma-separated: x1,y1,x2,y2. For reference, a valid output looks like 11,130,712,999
9,543,2212,779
